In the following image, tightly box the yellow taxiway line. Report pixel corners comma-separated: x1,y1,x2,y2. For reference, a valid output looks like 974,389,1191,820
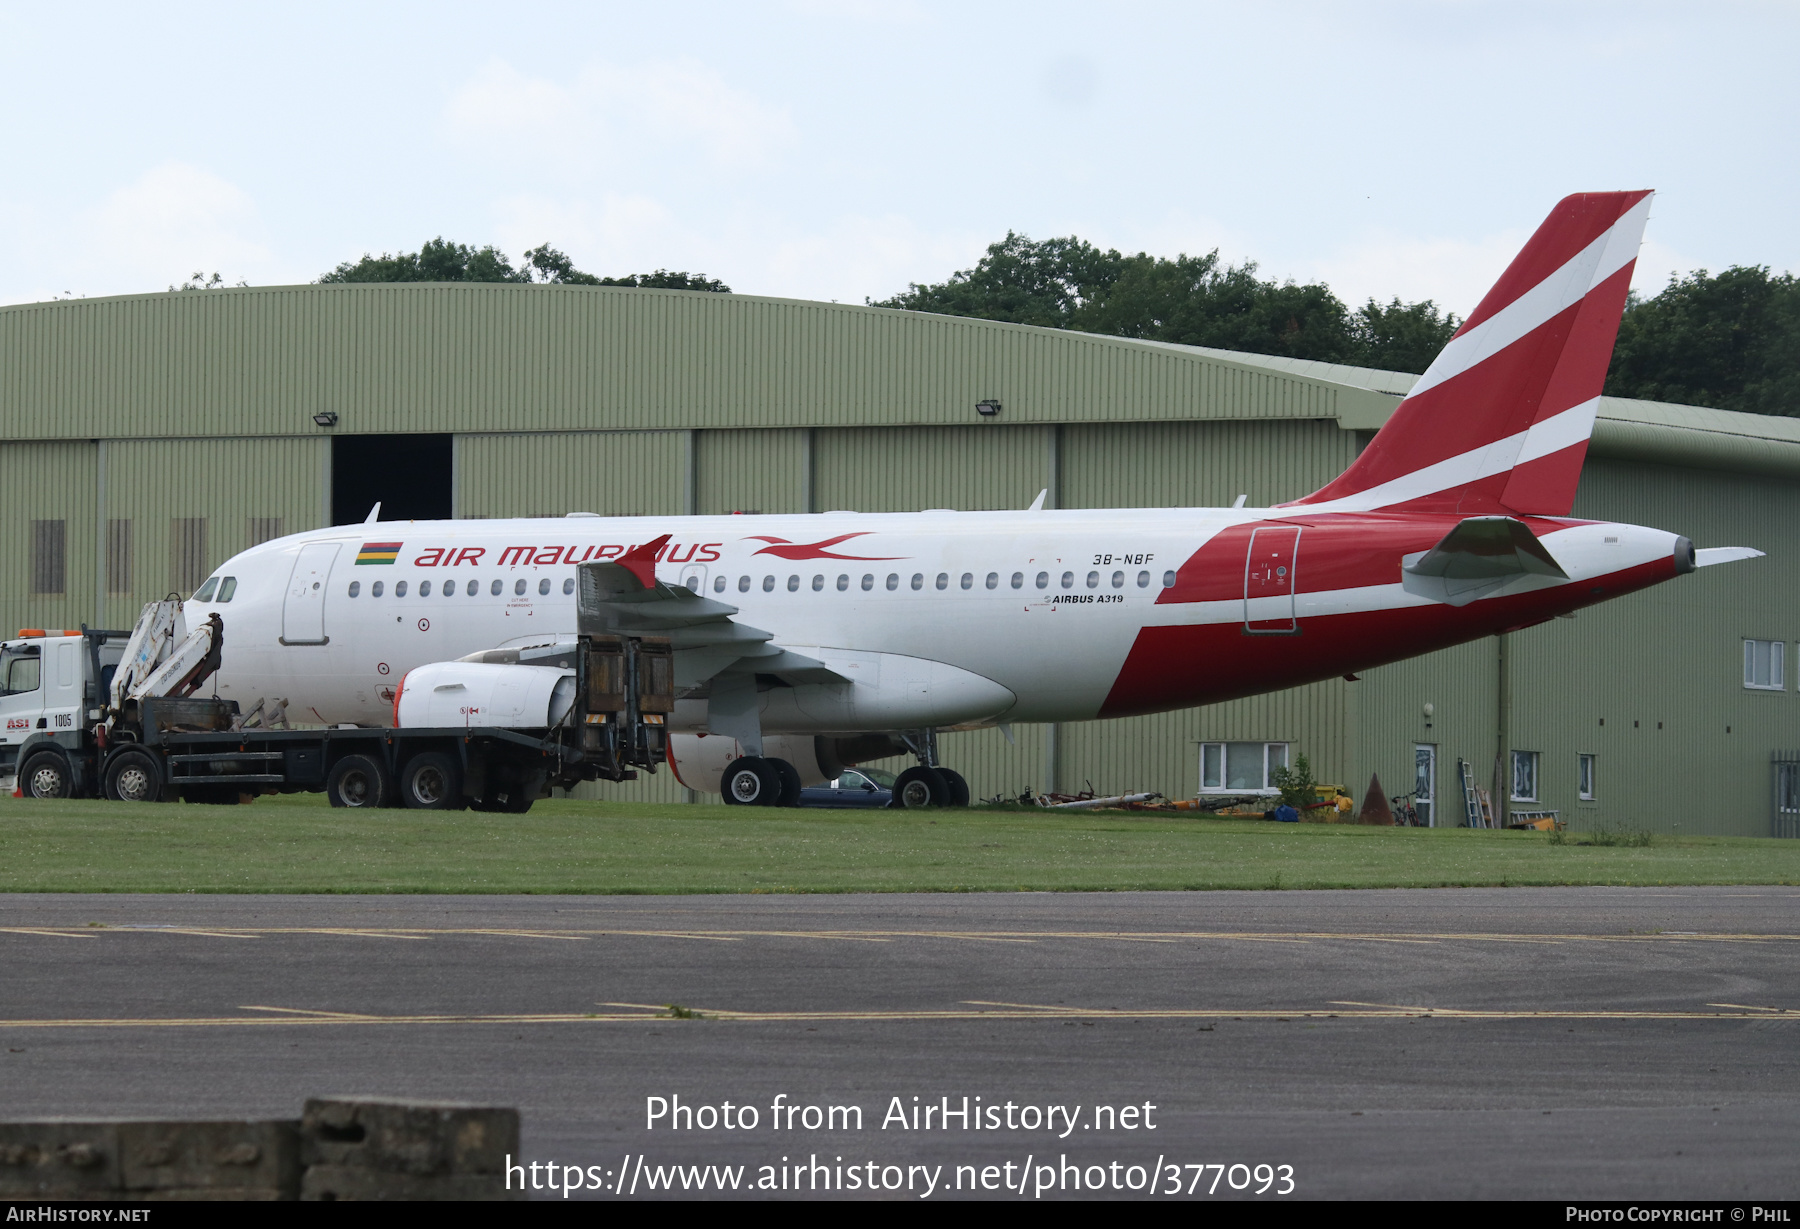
6,926,1800,945
0,999,1792,1030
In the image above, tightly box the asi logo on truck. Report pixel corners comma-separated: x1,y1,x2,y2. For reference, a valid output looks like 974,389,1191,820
5,718,27,730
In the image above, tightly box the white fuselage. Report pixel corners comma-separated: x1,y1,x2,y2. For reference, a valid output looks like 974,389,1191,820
189,508,1683,731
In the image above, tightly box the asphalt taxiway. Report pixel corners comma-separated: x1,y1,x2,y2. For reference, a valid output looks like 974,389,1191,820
1,887,1795,1200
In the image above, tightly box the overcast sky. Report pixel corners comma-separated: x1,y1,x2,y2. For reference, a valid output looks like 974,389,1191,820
2,1,1794,316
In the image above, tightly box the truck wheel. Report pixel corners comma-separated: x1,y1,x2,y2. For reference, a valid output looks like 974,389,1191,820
105,750,163,803
721,757,780,806
20,751,73,799
327,754,392,809
890,766,948,809
937,767,972,807
400,752,465,810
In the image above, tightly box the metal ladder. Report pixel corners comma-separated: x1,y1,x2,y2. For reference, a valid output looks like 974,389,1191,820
1458,758,1484,828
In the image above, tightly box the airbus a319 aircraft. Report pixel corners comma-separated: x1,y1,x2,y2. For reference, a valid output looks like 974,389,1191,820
187,191,1757,808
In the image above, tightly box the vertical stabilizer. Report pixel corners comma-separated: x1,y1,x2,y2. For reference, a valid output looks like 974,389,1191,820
1290,191,1652,515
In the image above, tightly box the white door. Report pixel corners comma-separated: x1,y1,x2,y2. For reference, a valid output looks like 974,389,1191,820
282,543,341,645
1414,744,1437,827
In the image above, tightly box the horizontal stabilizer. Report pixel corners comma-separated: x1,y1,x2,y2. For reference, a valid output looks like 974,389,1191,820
1402,516,1567,607
1695,547,1764,568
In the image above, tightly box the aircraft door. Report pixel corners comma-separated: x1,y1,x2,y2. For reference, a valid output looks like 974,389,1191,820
678,563,709,594
1243,526,1301,634
282,543,341,645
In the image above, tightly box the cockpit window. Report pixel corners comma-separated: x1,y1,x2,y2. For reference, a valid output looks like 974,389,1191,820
193,577,220,602
217,577,238,603
1,646,41,695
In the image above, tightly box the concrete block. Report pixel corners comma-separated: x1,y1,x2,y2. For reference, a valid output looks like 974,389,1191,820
119,1119,299,1199
299,1098,521,1200
0,1122,122,1198
301,1166,518,1202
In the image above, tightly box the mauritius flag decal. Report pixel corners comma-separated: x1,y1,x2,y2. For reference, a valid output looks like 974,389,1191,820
356,541,402,565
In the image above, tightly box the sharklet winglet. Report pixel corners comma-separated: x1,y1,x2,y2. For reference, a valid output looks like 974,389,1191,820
619,534,672,589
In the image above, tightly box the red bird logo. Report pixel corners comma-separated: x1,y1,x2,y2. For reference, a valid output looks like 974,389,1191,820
745,533,904,561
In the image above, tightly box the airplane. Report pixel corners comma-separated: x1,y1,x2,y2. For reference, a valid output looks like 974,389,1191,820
185,190,1759,809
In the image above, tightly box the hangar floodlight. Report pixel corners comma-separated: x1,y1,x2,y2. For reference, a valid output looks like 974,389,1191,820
312,411,339,428
975,399,1002,417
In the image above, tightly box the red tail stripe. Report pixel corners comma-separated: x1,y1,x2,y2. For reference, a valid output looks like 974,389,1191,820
1458,191,1650,333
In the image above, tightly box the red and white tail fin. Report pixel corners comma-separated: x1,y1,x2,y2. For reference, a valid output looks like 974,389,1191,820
1290,190,1652,516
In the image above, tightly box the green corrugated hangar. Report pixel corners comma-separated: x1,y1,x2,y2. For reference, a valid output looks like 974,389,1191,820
1,284,1793,836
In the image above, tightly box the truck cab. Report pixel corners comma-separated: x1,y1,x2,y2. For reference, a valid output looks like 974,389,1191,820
1,631,115,797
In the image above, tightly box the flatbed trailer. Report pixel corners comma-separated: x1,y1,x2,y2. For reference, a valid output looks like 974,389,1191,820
2,620,672,812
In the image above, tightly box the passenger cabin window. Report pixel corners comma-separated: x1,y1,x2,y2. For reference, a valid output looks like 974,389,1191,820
1,648,41,695
563,578,575,595
193,577,220,602
714,576,727,593
348,581,361,598
420,580,433,596
372,580,384,597
396,580,408,597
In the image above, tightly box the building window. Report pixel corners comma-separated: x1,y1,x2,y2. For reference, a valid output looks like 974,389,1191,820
1578,753,1597,801
1199,741,1289,793
1744,639,1785,690
106,519,132,594
30,520,65,595
1511,750,1540,802
170,518,209,594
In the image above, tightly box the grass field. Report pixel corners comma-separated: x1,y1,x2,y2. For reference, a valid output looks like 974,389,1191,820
1,793,1796,894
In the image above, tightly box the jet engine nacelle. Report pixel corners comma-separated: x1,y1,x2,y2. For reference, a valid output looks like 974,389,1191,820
395,661,577,729
668,733,850,793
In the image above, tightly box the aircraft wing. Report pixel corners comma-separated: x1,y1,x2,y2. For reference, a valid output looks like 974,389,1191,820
576,537,849,689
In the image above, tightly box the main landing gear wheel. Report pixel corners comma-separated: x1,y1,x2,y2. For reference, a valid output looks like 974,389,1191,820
890,765,949,809
20,751,73,799
769,758,803,808
721,757,782,806
326,754,393,809
400,752,465,810
104,749,163,803
937,767,971,807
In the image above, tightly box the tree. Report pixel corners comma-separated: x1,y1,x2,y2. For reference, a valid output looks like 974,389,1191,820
319,238,529,284
319,240,731,293
872,232,1457,369
1605,266,1800,416
1346,297,1461,373
169,271,247,292
593,269,731,292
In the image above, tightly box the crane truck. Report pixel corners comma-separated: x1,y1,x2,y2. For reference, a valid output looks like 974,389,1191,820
0,597,674,811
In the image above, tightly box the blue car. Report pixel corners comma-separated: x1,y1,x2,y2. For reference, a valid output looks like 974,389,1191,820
797,767,895,808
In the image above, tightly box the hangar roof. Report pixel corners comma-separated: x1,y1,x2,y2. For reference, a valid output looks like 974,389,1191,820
1,282,1793,475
